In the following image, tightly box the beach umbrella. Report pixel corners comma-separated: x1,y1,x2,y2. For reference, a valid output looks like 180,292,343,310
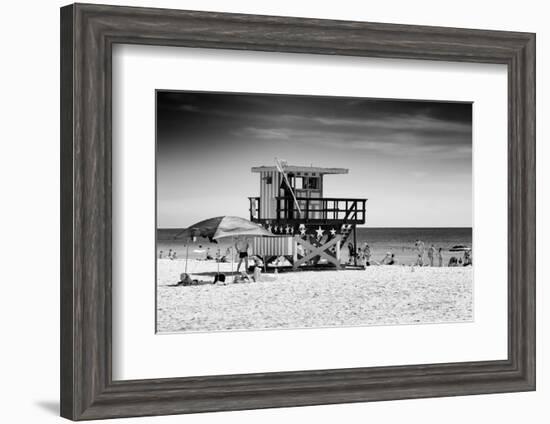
174,216,275,276
175,216,274,240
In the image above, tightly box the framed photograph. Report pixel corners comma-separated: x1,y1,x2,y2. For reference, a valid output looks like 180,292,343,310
60,3,536,420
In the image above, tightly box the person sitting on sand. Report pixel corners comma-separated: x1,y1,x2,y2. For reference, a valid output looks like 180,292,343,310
376,252,397,265
175,273,194,286
172,251,177,260
438,247,443,267
234,271,251,284
251,255,264,267
235,238,250,273
213,273,226,284
448,256,458,267
251,257,265,282
175,273,209,286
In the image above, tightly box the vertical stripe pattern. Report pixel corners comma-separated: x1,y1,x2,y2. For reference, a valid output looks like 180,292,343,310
252,236,295,256
260,170,280,220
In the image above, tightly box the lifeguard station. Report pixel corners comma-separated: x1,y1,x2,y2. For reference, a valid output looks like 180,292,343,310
249,161,367,269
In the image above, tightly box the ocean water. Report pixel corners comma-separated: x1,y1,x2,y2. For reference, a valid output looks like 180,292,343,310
157,227,472,266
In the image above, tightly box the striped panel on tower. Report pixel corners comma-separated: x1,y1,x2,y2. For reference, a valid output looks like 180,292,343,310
252,236,295,256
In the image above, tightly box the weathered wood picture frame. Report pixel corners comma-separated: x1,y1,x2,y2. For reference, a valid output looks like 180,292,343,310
60,3,536,420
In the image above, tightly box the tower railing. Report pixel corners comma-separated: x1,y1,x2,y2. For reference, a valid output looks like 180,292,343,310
248,196,366,224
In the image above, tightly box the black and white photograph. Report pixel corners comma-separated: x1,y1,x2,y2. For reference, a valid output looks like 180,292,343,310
0,0,543,422
156,91,473,333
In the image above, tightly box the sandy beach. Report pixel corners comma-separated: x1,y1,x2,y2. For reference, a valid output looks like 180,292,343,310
157,259,473,333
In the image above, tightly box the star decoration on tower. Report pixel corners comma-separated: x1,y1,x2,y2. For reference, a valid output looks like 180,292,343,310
330,228,337,236
285,225,291,234
300,227,307,236
274,225,279,233
267,225,272,232
315,226,325,238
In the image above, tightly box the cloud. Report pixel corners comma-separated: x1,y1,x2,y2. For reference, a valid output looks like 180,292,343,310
235,114,471,159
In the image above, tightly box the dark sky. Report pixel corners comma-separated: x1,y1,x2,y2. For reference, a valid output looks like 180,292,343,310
157,91,472,228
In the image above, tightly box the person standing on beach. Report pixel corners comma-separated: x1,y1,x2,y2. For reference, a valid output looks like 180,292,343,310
235,238,250,273
362,243,371,266
168,248,173,260
437,247,443,267
463,250,472,266
427,244,436,266
159,250,163,259
414,240,425,266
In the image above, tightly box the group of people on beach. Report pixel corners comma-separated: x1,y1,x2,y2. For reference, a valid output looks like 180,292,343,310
199,247,232,263
347,243,396,267
346,239,472,268
159,249,177,260
167,235,472,286
414,240,443,267
415,240,472,267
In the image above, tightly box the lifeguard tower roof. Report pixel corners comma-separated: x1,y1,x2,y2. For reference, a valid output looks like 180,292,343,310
251,165,348,175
